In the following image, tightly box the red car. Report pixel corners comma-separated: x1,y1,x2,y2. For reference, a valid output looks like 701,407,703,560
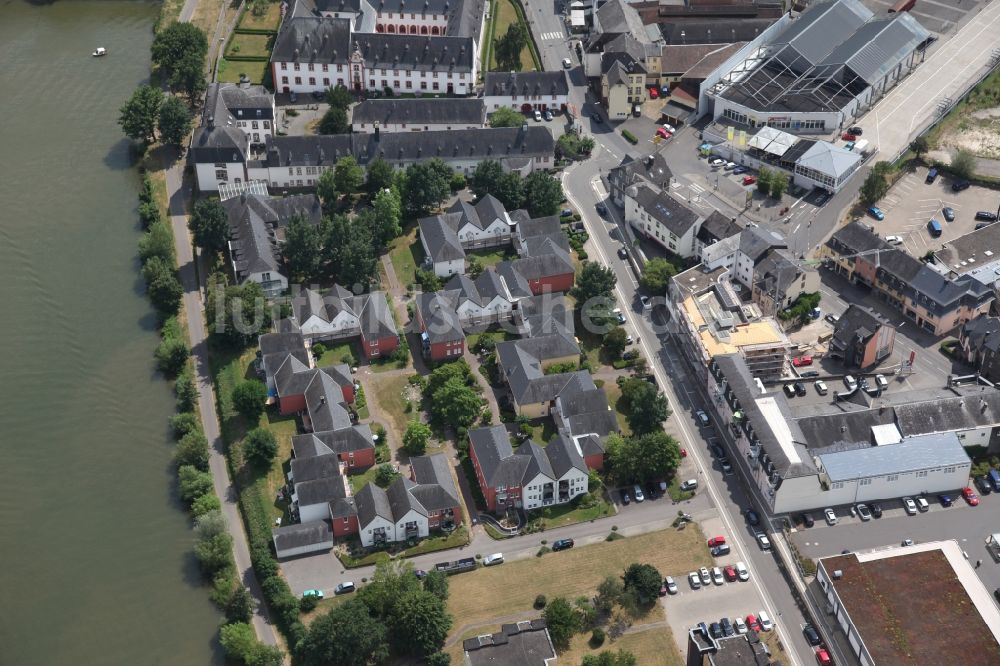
707,536,727,547
680,448,688,457
746,614,761,632
656,127,671,139
792,355,813,367
814,647,832,666
724,565,737,582
842,132,857,141
742,175,757,186
649,87,659,99
962,487,980,506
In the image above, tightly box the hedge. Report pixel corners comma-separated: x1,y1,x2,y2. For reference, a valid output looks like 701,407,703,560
621,129,638,144
233,28,278,36
223,54,270,62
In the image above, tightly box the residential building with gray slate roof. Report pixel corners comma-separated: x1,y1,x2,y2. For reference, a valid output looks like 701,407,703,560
464,620,557,666
959,314,1000,383
289,285,399,359
351,98,486,133
625,183,701,258
608,150,673,207
468,426,589,514
483,71,570,113
829,304,895,370
190,120,251,193
203,78,275,148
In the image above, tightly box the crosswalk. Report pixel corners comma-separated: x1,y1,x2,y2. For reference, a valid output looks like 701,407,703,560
540,31,563,40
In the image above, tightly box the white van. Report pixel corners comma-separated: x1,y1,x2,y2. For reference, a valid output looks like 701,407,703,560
757,610,774,631
875,374,888,389
484,553,505,566
334,581,356,595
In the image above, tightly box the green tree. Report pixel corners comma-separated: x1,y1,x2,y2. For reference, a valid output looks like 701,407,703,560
495,171,525,211
595,575,624,614
372,187,402,247
334,155,365,194
423,569,449,601
326,84,354,110
403,421,432,455
640,257,676,294
471,159,504,199
496,22,528,72
205,275,272,348
118,85,162,144
244,427,278,468
859,161,891,206
176,430,210,471
603,327,628,361
523,171,562,217
145,260,184,315
170,50,208,100
317,168,338,209
188,199,229,254
358,560,423,618
319,106,350,134
425,653,451,666
556,132,595,160
226,586,256,624
622,562,662,605
542,597,580,649
219,622,256,661
283,215,321,282
366,157,396,194
401,159,453,216
756,166,772,195
620,378,670,434
139,221,176,264
337,217,378,287
246,644,285,666
374,463,401,487
426,358,474,394
191,493,221,517
170,412,201,439
389,590,453,657
151,22,208,79
571,262,617,305
175,369,199,412
194,510,233,575
608,431,681,484
178,465,214,504
582,650,638,666
232,380,267,423
139,200,161,229
768,171,788,199
910,135,929,159
467,256,484,279
158,94,193,146
489,106,526,127
432,378,482,428
951,148,977,180
298,599,389,666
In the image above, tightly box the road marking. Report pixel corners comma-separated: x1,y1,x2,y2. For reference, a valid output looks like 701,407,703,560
689,183,705,194
540,31,563,40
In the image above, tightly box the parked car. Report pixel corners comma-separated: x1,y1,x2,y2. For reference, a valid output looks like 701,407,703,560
886,234,903,244
815,381,828,395
640,295,652,310
533,109,542,121
656,127,671,139
562,57,572,68
974,475,992,495
844,375,858,390
803,623,821,646
801,513,815,528
721,460,733,475
734,617,749,634
712,544,732,557
302,589,324,600
733,165,748,174
794,382,807,396
742,175,757,186
662,123,676,133
710,443,725,458
928,218,942,237
658,580,668,596
856,503,872,521
484,553,505,566
699,567,711,585
560,208,573,217
975,211,998,221
680,479,698,491
758,611,773,631
735,561,750,582
708,535,727,547
724,161,737,170
903,496,917,514
800,370,819,378
842,132,857,141
709,622,723,639
620,489,630,505
901,538,914,547
783,383,796,398
867,206,885,221
689,571,702,589
825,313,839,324
334,581,356,595
745,614,762,632
612,308,626,324
952,179,971,192
977,221,995,230
815,647,832,666
552,538,575,551
926,168,938,183
720,617,735,637
824,508,838,525
938,494,952,507
745,508,760,525
617,247,628,260
633,484,645,502
665,576,677,594
590,112,602,124
723,565,737,582
870,502,883,518
943,206,955,221
962,487,980,506
596,202,607,215
792,355,813,367
848,126,863,135
696,410,710,426
648,87,659,99
711,567,724,585
756,532,771,550
916,496,930,512
709,157,725,167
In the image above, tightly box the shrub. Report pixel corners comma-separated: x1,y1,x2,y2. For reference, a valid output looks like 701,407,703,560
178,465,214,505
191,493,221,517
621,129,638,144
175,369,199,411
170,412,201,439
299,593,320,613
176,430,210,471
534,594,547,609
243,427,278,469
232,379,267,423
591,627,606,647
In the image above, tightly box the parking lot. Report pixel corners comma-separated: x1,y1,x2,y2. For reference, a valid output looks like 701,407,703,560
860,0,983,37
871,165,1000,255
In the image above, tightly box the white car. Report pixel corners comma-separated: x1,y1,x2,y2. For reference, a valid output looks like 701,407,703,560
633,484,645,502
662,123,676,133
824,508,838,525
734,561,749,582
533,109,542,122
484,553,505,566
758,610,774,631
886,235,903,245
724,161,737,170
562,57,572,69
916,496,930,512
856,503,872,521
689,571,702,589
680,479,698,491
711,567,724,585
815,380,828,395
334,581,356,595
844,375,858,390
699,566,711,585
709,157,725,167
665,576,678,594
903,497,918,515
756,532,771,550
734,617,748,635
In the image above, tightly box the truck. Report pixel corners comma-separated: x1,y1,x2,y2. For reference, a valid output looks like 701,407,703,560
853,139,870,155
434,557,477,575
989,469,1000,493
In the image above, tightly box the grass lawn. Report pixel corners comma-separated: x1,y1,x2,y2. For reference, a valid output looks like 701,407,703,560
155,0,184,30
447,527,707,630
667,475,695,503
225,32,274,59
316,340,358,367
468,246,516,269
525,494,614,529
559,624,684,666
489,0,535,72
389,224,423,289
191,0,228,35
466,329,514,353
928,65,1000,154
341,526,471,568
217,58,270,85
237,2,282,31
762,630,789,665
602,382,632,436
370,374,417,440
348,464,380,494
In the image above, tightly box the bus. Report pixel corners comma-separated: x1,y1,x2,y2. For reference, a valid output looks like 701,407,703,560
889,0,916,13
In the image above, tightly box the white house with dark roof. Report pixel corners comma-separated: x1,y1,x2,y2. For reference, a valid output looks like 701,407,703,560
222,193,323,296
483,70,570,113
290,284,399,358
351,97,485,132
624,183,701,258
418,194,513,276
203,78,275,148
190,121,250,192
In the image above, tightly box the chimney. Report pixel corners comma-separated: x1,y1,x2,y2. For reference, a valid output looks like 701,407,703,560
239,74,250,89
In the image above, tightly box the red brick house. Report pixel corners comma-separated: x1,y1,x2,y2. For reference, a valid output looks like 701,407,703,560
416,291,467,361
259,325,356,415
409,453,463,530
293,285,399,360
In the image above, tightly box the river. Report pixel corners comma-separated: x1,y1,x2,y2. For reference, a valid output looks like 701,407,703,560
0,2,220,664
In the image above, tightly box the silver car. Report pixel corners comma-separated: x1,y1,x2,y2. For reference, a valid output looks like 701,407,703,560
711,567,724,585
856,503,872,521
689,571,701,589
665,576,678,594
824,508,838,525
903,497,917,515
699,566,711,585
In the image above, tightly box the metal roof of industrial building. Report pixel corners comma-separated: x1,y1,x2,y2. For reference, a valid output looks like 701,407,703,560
747,126,798,157
818,432,969,483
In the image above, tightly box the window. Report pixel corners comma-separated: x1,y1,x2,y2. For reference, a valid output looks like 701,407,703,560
322,64,328,72
251,121,258,129
337,64,343,72
944,466,956,473
859,478,871,486
293,63,300,71
832,482,843,489
294,76,302,85
296,167,302,175
432,82,439,91
263,120,270,129
370,79,376,87
916,470,927,478
421,81,427,90
323,77,330,86
281,76,288,84
309,77,315,85
215,167,227,180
